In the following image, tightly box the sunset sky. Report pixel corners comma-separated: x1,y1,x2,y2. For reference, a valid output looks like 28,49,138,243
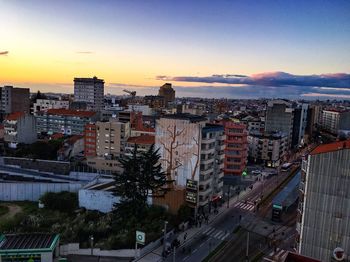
1,0,350,99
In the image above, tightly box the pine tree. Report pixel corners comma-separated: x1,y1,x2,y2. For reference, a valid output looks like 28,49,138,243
112,144,168,220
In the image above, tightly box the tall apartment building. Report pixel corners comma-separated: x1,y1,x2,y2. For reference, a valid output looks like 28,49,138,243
36,109,97,135
74,76,104,112
321,109,350,135
248,131,288,167
155,114,225,213
297,140,350,261
265,100,294,148
4,112,37,148
158,83,175,106
217,119,247,178
95,120,130,158
291,103,309,148
305,104,322,142
0,86,30,115
83,120,130,172
33,99,69,115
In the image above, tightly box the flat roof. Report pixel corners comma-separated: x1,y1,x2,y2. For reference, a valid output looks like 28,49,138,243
311,140,350,155
161,113,207,123
0,234,59,253
273,171,300,206
46,109,96,117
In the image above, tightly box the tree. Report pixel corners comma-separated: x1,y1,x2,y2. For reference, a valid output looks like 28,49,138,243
112,144,167,219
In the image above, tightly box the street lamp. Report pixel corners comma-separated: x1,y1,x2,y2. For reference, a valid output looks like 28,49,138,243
90,235,94,256
162,221,168,259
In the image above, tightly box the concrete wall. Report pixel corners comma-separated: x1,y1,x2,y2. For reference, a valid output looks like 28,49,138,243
3,157,71,175
0,183,82,201
79,189,119,213
79,188,153,213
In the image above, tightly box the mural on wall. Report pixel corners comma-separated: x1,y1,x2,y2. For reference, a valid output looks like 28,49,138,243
156,118,201,188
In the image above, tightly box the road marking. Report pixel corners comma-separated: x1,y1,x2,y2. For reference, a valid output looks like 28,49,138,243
248,205,255,211
182,256,189,261
199,242,205,247
213,231,222,238
206,228,216,235
222,232,230,240
202,227,212,234
216,231,225,239
192,248,198,254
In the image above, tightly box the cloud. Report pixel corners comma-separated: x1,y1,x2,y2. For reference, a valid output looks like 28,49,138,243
156,71,350,89
76,51,94,54
0,51,9,56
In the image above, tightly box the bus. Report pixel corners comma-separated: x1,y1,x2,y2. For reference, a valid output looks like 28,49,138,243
281,162,293,172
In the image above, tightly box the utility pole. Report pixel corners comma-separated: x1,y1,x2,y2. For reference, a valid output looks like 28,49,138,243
90,235,94,256
162,221,168,259
227,185,230,208
173,246,176,262
245,231,249,261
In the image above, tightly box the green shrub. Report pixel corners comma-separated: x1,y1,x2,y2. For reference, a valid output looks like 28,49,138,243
40,192,78,213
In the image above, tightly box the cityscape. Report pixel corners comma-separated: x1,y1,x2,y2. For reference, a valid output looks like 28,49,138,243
1,1,350,262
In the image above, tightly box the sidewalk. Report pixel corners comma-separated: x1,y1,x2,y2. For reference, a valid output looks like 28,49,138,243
137,180,262,262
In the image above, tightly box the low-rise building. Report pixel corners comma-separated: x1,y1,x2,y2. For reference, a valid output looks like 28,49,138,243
125,135,155,157
57,135,84,161
33,98,70,115
248,131,288,167
36,109,97,135
0,233,60,262
3,112,37,148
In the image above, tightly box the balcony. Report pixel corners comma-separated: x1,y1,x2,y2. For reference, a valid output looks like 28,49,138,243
199,186,212,197
201,167,214,176
202,138,216,144
299,181,305,195
199,175,213,186
216,154,225,160
302,159,308,172
201,147,215,155
216,144,225,150
216,180,224,189
201,158,214,165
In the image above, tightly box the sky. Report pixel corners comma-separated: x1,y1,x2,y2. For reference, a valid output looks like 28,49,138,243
0,0,350,99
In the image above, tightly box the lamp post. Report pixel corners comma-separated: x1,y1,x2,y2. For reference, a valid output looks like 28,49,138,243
162,221,168,259
90,235,94,256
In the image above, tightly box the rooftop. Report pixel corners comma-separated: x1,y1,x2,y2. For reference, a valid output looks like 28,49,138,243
46,109,96,118
161,113,207,123
5,112,25,121
0,233,59,251
310,139,350,155
127,135,155,145
74,76,104,83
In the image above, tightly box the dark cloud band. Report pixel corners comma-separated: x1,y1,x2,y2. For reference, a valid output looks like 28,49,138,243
156,71,350,89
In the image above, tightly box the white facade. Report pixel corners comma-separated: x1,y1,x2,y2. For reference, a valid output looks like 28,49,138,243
0,182,82,201
155,117,205,187
298,144,350,261
4,114,37,148
248,132,288,167
126,104,153,116
33,99,69,114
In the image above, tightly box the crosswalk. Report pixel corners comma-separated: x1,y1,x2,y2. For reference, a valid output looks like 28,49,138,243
263,248,289,261
233,201,255,212
201,226,230,241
